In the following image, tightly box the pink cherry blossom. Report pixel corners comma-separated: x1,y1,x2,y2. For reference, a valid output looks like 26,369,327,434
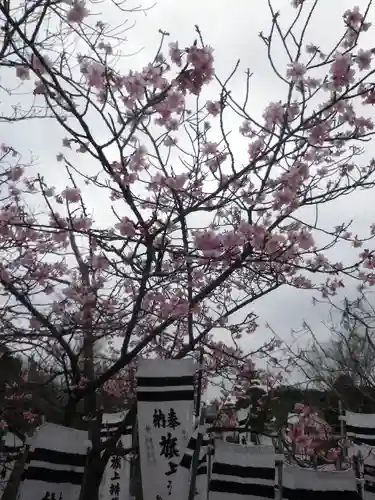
344,6,364,28
263,101,284,127
165,174,187,190
330,54,354,89
194,229,221,256
309,122,329,145
115,217,136,237
273,186,295,209
286,62,307,82
30,54,51,74
291,0,305,7
295,229,315,250
61,187,81,203
67,0,88,23
248,138,264,158
71,217,91,231
16,66,30,80
80,60,105,89
201,142,218,155
355,49,372,70
169,42,182,66
206,100,221,116
8,166,24,182
22,411,36,422
33,82,47,95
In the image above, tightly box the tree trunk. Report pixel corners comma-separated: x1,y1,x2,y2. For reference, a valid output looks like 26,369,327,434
79,450,103,500
2,446,29,500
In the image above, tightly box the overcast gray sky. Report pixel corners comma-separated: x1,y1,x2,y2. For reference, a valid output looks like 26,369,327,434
2,0,375,380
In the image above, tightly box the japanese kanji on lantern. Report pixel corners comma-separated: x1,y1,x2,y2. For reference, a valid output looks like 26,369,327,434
136,359,196,500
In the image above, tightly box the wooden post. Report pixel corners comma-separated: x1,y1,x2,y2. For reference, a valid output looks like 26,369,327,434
206,438,214,500
353,452,364,500
195,348,204,419
275,437,283,500
338,400,347,460
130,420,143,500
188,408,206,500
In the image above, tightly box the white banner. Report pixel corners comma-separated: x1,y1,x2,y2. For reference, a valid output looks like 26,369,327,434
137,359,195,500
99,412,133,500
282,465,358,500
209,441,276,500
18,423,88,500
345,411,375,447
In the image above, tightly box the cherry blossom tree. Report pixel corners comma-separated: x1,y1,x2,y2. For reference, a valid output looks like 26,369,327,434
2,0,375,497
282,402,346,469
